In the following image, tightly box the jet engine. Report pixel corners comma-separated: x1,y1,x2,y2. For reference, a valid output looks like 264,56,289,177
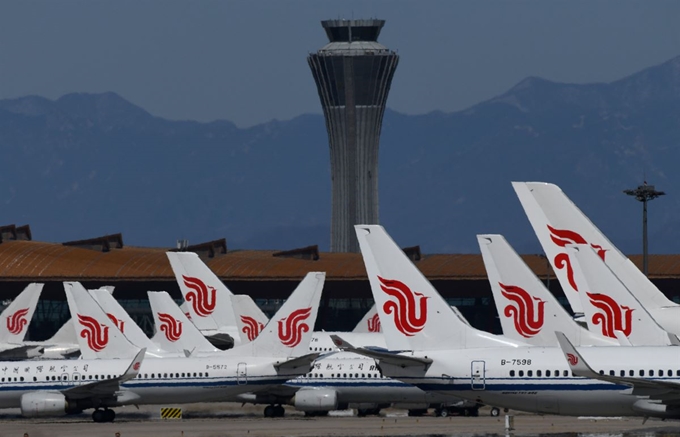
20,392,70,417
293,388,338,411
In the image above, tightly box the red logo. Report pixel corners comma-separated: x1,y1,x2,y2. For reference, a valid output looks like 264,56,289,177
367,313,381,333
378,276,428,337
157,313,183,342
106,313,125,333
240,315,264,341
548,225,607,292
566,353,578,366
6,308,29,335
77,314,109,352
182,275,217,317
277,307,312,347
133,362,141,371
587,292,634,338
499,283,545,338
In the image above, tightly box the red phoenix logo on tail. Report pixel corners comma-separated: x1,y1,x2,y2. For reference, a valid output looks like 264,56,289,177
182,275,217,317
106,313,125,333
367,313,381,333
241,315,264,341
378,277,428,337
77,314,109,352
499,283,545,338
6,308,29,335
566,353,578,366
547,225,608,292
157,313,183,342
586,292,634,338
277,307,312,347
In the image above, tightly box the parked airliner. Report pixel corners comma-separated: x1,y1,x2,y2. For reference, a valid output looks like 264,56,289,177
0,274,324,422
338,225,680,419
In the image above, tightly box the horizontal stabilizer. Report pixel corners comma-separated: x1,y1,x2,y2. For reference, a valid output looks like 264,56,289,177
555,332,680,393
331,334,432,368
274,353,321,372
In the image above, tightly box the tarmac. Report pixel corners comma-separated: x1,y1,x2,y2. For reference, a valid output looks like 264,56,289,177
0,404,677,437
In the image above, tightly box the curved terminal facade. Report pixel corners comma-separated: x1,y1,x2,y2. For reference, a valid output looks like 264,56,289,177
308,19,399,252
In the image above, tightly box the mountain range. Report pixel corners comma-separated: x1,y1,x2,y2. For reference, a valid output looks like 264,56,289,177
2,55,680,255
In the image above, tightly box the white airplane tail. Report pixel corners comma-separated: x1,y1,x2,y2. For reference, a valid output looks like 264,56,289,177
355,225,523,351
44,286,114,346
0,283,43,343
166,252,237,331
478,234,615,346
513,181,674,314
352,303,382,333
147,291,219,355
231,295,270,343
90,288,161,353
568,245,674,346
63,282,138,360
228,272,325,358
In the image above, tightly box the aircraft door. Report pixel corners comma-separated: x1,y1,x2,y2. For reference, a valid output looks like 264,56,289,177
237,362,247,385
470,361,485,390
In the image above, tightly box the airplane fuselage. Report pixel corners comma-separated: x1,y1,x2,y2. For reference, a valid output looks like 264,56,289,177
380,345,680,418
287,352,470,408
0,355,291,410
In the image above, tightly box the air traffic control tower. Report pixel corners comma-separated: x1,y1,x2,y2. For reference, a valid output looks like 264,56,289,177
308,19,399,252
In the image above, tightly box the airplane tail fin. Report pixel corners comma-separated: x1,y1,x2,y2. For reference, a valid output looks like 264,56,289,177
477,234,614,346
45,286,114,345
352,303,381,333
90,288,159,352
63,282,138,360
231,295,270,344
512,181,673,312
0,283,43,343
228,272,325,358
568,245,673,346
166,252,235,331
355,225,521,351
147,291,219,354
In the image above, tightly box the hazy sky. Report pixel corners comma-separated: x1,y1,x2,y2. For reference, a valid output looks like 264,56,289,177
1,1,679,127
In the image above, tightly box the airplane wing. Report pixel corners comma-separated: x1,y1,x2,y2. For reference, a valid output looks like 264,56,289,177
61,348,145,401
555,332,680,396
0,345,44,360
330,335,432,369
274,353,321,372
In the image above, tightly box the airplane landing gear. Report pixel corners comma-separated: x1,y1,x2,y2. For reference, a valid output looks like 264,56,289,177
92,408,115,423
264,405,285,418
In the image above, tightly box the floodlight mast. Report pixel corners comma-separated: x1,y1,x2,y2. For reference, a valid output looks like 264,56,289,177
623,182,665,276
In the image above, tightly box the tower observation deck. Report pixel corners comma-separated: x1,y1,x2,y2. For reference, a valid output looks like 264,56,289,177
308,19,399,252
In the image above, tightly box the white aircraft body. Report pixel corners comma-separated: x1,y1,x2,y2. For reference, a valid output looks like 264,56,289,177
0,275,324,422
283,351,479,417
0,284,43,359
340,225,680,419
513,181,680,333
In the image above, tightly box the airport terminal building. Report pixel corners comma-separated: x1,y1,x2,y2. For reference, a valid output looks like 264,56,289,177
2,225,680,341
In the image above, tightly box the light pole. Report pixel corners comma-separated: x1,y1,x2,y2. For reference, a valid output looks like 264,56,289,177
623,182,665,276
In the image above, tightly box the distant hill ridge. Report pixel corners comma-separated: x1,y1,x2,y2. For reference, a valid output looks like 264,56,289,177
2,54,680,254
